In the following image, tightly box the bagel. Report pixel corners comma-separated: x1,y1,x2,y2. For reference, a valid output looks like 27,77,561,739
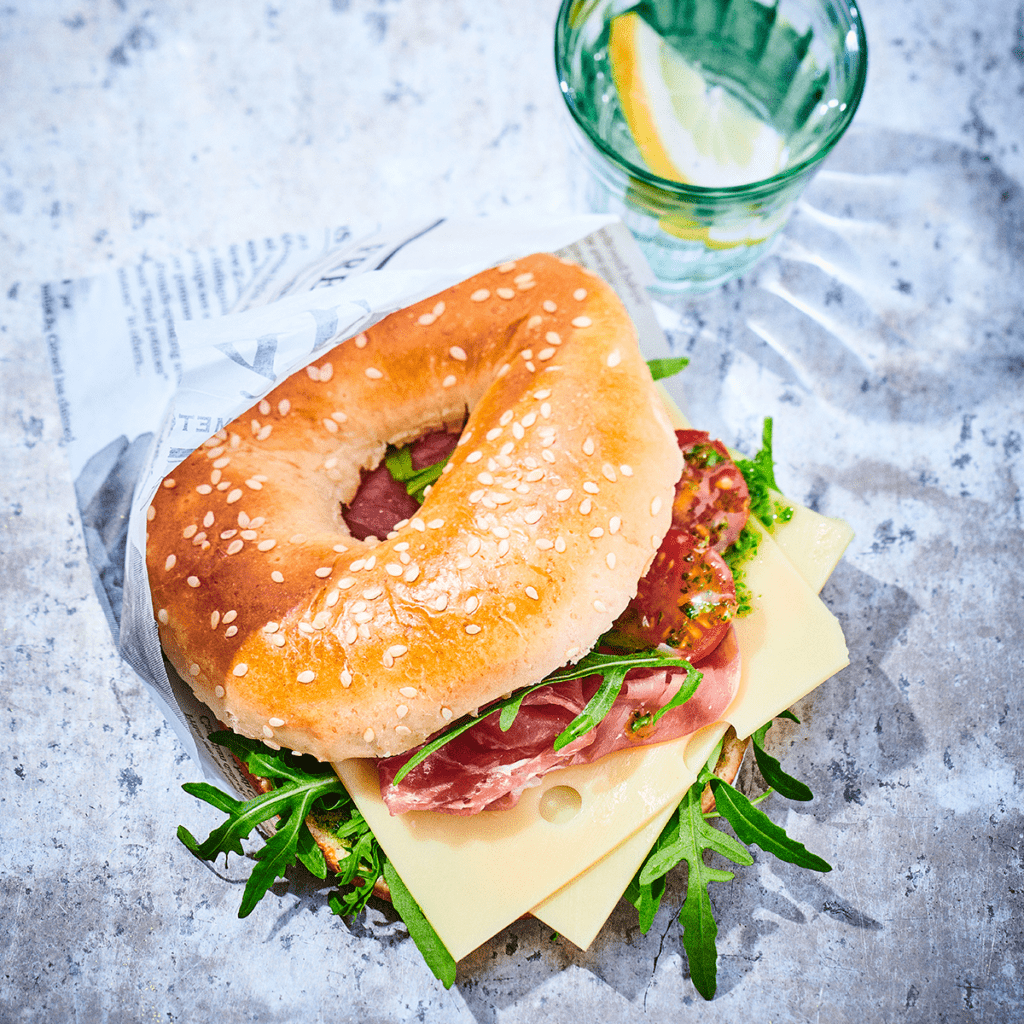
146,254,683,763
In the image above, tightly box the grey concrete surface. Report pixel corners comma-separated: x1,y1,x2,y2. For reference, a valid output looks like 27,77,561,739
2,1,1022,1021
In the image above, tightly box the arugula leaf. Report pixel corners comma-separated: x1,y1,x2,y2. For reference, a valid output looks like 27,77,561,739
384,445,451,502
734,418,793,532
706,775,831,873
646,356,689,381
384,861,457,989
628,783,752,1000
751,713,813,801
391,648,698,786
178,732,382,919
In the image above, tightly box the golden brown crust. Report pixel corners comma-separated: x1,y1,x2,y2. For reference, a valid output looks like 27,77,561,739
146,254,682,762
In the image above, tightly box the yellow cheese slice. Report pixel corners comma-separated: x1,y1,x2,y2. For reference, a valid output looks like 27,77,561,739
532,521,849,945
334,519,849,960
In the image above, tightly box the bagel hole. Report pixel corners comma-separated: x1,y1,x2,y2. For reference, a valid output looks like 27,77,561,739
341,427,463,542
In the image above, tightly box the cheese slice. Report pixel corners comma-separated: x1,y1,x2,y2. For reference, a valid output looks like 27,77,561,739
334,519,849,960
531,520,848,945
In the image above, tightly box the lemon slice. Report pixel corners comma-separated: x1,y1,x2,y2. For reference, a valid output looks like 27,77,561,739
609,12,789,188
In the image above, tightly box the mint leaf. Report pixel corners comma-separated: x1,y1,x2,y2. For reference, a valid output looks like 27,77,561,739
647,356,689,381
751,715,813,801
384,860,457,988
707,776,831,873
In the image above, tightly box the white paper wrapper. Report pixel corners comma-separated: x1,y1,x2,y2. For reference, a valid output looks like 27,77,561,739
47,214,678,792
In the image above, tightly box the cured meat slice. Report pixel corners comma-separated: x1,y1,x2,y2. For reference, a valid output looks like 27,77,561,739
378,627,741,815
672,429,749,552
342,431,459,541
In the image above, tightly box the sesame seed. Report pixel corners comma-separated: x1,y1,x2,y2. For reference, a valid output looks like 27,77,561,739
215,685,225,698
527,315,543,329
524,508,543,524
543,300,557,313
545,332,561,346
497,287,515,300
555,537,567,552
512,422,525,439
163,479,176,489
467,537,481,556
435,595,448,611
442,374,457,388
652,535,661,548
400,686,417,699
579,499,593,515
525,468,544,482
589,527,605,538
492,526,510,539
363,728,375,743
354,333,368,348
322,418,339,434
189,664,200,676
233,663,248,677
204,511,216,528
187,575,201,587
525,361,536,372
217,482,230,491
396,725,412,737
315,567,333,578
194,531,208,544
525,586,539,600
486,428,502,441
594,599,607,612
535,538,553,550
465,624,482,634
514,272,534,285
478,472,495,486
227,540,244,555
263,621,279,633
607,552,617,569
498,261,516,273
211,469,222,485
196,484,212,495
257,539,276,551
583,437,596,456
449,345,468,361
183,525,198,539
583,481,600,494
534,389,551,400
158,608,169,624
418,313,436,326
497,539,510,557
411,518,425,532
428,518,444,529
572,316,593,328
441,706,453,721
326,591,340,607
271,571,285,583
147,506,156,522
500,442,514,457
345,626,358,644
214,457,230,469
396,704,409,717
466,451,482,464
651,496,663,516
363,585,383,600
278,399,291,415
257,425,272,441
341,669,353,687
258,399,271,415
297,670,316,683
388,644,408,659
320,363,334,381
226,488,243,504
404,566,419,582
607,349,622,368
542,449,555,463
211,611,221,629
263,725,276,739
349,559,365,571
365,367,384,379
609,516,621,534
383,652,394,668
299,621,314,634
468,489,484,504
306,365,320,381
337,577,355,590
386,563,403,577
620,464,633,477
471,288,490,302
557,489,573,502
238,512,251,527
497,363,510,377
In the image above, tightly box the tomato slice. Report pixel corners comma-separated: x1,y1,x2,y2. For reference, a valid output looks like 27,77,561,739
607,528,737,661
672,429,749,552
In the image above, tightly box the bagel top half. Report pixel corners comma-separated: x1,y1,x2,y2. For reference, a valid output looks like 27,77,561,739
146,254,683,762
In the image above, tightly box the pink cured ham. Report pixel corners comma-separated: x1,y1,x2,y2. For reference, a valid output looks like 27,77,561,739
378,627,741,815
342,431,460,541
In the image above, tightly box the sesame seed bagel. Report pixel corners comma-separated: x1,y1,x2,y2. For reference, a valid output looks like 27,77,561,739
146,254,683,762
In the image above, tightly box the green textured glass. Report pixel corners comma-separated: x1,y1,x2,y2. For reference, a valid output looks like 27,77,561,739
555,0,867,292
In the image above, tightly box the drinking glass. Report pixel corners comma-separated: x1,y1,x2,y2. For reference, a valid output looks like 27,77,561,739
555,0,868,292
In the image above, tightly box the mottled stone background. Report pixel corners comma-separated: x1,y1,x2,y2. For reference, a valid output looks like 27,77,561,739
2,1,1022,1021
